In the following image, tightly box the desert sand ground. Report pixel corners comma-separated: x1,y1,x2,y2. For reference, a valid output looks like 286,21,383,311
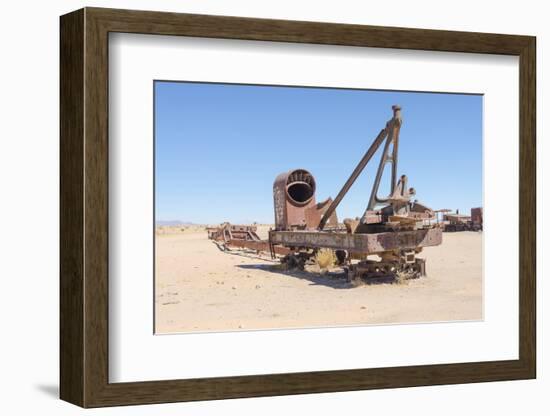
155,226,482,334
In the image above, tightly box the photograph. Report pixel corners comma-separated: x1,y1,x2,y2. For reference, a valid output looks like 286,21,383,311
154,81,484,334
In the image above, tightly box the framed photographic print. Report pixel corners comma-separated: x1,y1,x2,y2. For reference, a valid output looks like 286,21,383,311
60,7,536,408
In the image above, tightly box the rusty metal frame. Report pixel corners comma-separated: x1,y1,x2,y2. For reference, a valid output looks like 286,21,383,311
318,105,402,229
367,106,402,210
269,227,442,254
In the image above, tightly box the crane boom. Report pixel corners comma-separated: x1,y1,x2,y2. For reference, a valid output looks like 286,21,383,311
318,105,402,230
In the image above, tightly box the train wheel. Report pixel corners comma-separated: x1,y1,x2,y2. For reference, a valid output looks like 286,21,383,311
282,254,306,271
335,250,347,265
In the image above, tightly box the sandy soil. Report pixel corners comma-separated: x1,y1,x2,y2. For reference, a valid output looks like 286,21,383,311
155,226,482,334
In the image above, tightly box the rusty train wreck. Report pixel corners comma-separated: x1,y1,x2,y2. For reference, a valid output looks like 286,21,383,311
208,105,442,285
436,207,483,232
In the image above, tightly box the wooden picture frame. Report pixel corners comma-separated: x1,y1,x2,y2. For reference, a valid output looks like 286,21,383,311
60,7,536,408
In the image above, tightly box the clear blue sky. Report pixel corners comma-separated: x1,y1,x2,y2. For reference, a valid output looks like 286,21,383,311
155,81,482,224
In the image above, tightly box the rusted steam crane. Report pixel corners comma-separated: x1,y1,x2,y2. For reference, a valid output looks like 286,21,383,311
209,106,442,284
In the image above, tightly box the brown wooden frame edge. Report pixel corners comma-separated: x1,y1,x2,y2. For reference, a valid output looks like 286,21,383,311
60,7,536,408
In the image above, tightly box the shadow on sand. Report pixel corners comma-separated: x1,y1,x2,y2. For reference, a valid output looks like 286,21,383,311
236,263,355,290
218,243,397,289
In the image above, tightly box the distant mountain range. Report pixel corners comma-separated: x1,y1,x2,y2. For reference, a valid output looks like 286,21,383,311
156,220,196,227
156,220,270,226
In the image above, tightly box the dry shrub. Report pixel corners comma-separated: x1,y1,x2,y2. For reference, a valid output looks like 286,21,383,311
394,270,410,285
315,249,337,271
